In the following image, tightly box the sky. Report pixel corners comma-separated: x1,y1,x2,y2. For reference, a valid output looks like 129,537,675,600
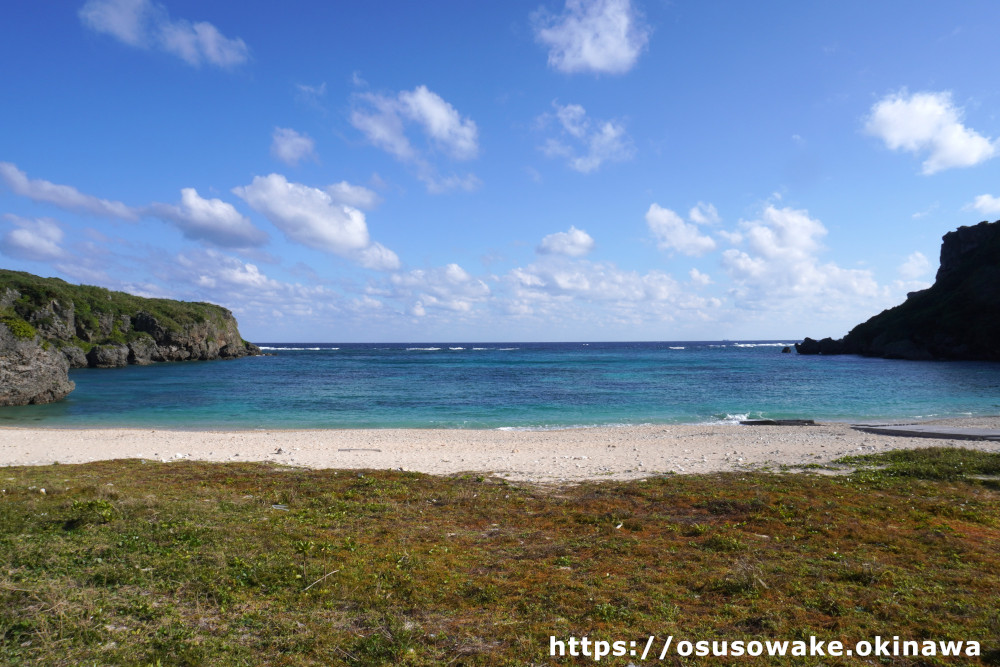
3,1,1000,343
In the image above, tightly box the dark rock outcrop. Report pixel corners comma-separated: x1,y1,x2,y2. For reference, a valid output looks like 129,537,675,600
797,220,1000,360
0,269,261,405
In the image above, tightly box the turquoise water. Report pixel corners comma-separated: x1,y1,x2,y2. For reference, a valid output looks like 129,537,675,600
3,341,999,429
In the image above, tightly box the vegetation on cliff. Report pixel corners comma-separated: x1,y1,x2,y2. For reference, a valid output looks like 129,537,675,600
1,269,233,345
0,269,260,406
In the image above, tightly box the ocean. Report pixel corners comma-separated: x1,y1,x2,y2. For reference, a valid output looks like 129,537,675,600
3,341,999,429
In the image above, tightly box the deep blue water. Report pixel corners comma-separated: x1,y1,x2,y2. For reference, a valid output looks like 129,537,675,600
3,341,999,429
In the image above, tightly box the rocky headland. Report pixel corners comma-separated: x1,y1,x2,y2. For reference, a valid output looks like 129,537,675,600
797,220,1000,361
0,269,260,406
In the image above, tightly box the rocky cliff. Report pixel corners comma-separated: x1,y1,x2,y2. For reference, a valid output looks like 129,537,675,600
796,220,1000,361
0,269,261,406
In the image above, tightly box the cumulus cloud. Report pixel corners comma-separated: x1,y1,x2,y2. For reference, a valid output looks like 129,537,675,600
390,263,491,315
232,174,400,270
79,0,249,68
398,86,479,160
534,0,650,75
271,128,317,166
646,204,717,256
538,226,595,257
540,102,634,173
145,188,267,248
965,193,1000,216
502,253,721,329
898,251,932,281
509,259,677,302
351,85,480,192
0,162,137,219
721,206,881,308
326,181,380,210
0,215,66,261
865,90,996,174
689,268,712,286
689,201,721,225
169,249,348,324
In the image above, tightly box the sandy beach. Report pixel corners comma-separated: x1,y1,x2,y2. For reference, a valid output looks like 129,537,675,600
2,417,999,482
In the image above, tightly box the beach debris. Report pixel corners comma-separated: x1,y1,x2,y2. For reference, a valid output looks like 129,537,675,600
271,504,289,511
740,419,816,426
337,448,382,452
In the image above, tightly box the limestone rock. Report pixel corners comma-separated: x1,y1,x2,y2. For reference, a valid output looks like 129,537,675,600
0,269,262,406
0,323,74,406
86,344,129,368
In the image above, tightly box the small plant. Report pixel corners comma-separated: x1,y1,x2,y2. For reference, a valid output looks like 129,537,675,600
701,533,746,552
1,315,36,340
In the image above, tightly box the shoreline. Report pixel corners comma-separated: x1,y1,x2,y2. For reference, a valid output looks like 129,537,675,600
3,417,999,482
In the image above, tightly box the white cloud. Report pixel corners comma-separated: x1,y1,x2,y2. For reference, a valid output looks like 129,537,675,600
169,249,348,323
538,226,595,257
351,92,415,161
78,0,149,46
646,204,717,256
295,82,327,107
146,188,266,248
79,0,249,68
326,181,380,210
271,128,317,166
351,85,480,192
541,102,634,173
0,215,66,261
356,242,402,272
534,0,650,75
390,263,491,314
865,90,996,174
965,193,1000,216
721,206,882,309
0,162,137,219
689,268,712,286
503,254,720,326
232,174,400,270
898,251,932,280
398,86,479,160
689,201,721,225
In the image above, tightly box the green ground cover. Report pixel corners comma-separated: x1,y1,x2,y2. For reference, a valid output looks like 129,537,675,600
1,448,998,666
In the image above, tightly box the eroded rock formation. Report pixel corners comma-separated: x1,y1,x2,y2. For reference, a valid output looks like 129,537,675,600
797,220,1000,360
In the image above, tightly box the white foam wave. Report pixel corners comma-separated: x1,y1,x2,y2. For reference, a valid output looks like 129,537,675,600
406,347,441,351
258,346,339,351
496,422,642,432
669,346,685,350
702,413,752,425
732,343,792,348
449,347,465,350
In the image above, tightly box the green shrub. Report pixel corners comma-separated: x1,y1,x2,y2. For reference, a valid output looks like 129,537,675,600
1,315,36,340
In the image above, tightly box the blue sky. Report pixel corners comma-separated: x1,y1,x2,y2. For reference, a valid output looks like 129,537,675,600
3,0,1000,342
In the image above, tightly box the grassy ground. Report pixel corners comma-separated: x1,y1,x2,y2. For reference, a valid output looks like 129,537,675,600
1,447,998,666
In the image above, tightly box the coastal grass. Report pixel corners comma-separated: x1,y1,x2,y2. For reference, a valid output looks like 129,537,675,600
1,448,999,666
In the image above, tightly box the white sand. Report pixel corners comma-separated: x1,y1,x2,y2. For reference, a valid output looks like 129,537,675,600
2,417,998,482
